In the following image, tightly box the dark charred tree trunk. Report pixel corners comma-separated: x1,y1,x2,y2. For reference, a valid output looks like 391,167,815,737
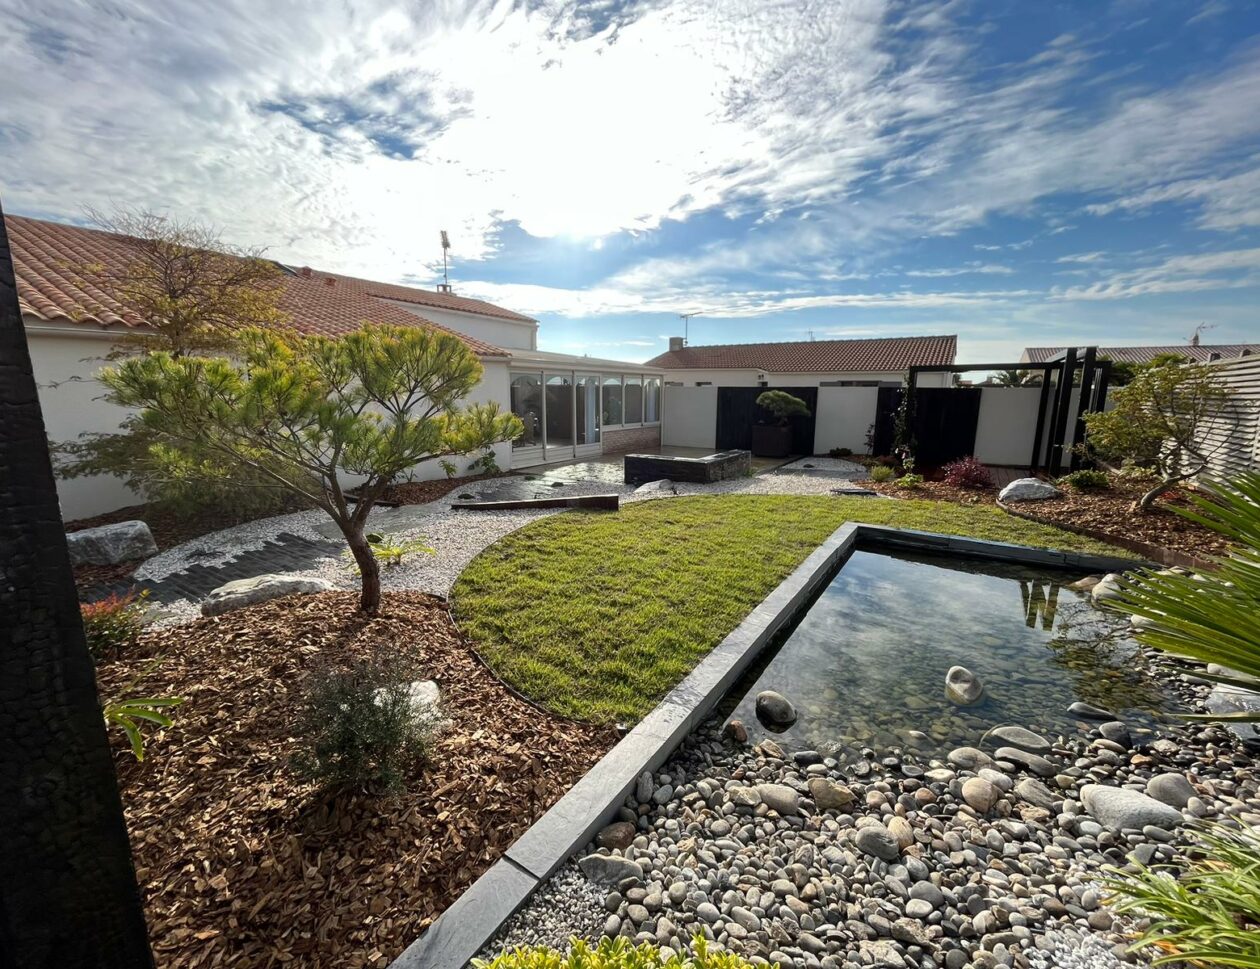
342,523,382,614
0,201,155,966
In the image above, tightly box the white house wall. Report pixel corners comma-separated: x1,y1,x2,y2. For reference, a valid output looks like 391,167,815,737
381,299,537,351
27,322,515,520
662,368,951,388
27,324,143,519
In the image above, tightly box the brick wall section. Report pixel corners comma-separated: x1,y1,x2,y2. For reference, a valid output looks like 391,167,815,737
602,425,662,455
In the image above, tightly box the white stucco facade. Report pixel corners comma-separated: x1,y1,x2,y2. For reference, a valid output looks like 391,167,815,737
660,368,952,388
382,299,538,351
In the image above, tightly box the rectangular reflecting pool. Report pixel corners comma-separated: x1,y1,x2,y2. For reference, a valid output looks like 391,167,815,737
724,546,1171,758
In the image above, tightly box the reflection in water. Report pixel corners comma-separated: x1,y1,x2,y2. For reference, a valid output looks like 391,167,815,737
725,549,1170,757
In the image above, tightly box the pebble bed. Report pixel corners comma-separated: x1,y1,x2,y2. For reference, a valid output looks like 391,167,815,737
484,648,1259,969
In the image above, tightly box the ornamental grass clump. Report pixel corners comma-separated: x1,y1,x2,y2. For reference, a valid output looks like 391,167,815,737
477,937,770,969
869,465,894,483
1115,473,1260,709
1104,823,1260,966
292,656,439,793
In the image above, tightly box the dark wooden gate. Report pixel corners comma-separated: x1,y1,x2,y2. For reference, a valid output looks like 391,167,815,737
871,386,982,467
716,386,818,455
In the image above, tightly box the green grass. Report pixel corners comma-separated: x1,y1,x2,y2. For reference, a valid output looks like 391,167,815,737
452,495,1125,724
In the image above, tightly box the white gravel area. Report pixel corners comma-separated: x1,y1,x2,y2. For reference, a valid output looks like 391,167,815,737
136,464,866,622
479,863,608,955
1026,926,1138,969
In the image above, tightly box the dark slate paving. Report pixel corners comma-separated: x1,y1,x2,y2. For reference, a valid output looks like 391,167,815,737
78,532,343,605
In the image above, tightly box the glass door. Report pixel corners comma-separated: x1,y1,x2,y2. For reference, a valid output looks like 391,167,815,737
544,373,575,461
575,374,601,452
510,372,544,464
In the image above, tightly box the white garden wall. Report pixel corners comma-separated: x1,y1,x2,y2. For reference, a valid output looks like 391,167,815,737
661,385,716,448
813,387,879,454
973,387,1043,466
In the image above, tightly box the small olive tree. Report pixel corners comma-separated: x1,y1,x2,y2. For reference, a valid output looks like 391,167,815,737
101,323,522,614
1082,362,1235,511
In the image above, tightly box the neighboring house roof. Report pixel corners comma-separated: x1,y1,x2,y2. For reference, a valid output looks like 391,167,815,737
5,214,514,356
1022,344,1260,364
643,334,957,373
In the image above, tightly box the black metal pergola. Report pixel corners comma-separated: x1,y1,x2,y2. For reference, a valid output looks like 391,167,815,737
906,347,1111,476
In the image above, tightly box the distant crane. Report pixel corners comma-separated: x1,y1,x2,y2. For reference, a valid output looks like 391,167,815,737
438,230,452,293
679,311,701,346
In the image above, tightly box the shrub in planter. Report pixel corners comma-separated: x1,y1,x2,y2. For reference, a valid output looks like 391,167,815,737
477,937,764,969
81,589,149,659
1058,469,1111,490
940,456,993,489
293,656,439,793
751,391,811,458
869,465,895,483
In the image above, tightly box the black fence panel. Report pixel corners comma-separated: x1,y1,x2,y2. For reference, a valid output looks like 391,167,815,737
716,386,818,454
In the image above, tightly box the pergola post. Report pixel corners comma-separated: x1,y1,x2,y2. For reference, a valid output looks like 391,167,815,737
1069,346,1097,471
1047,347,1078,477
0,199,155,966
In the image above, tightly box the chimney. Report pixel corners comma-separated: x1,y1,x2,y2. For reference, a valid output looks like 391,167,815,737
669,336,684,352
436,283,453,294
299,266,312,278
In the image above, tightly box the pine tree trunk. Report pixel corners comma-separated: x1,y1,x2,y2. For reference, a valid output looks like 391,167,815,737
0,203,155,965
344,525,382,614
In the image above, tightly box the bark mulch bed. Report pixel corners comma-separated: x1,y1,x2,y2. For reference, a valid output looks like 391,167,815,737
96,591,616,968
864,475,1228,561
372,472,511,507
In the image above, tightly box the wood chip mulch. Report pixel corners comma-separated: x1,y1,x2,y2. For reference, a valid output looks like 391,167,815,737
95,591,616,968
864,475,1229,559
372,472,512,507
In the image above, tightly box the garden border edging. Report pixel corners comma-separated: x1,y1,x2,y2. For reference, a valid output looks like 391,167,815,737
391,526,1145,969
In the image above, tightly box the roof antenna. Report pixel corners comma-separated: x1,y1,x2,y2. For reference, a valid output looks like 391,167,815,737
679,311,701,346
438,230,452,293
1188,322,1214,346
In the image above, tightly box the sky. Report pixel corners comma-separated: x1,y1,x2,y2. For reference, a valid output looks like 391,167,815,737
2,0,1258,364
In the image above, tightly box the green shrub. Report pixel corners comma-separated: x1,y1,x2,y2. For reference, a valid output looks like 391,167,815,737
477,937,769,969
1058,469,1111,490
1114,462,1158,483
828,447,852,458
1104,823,1260,966
755,390,810,423
343,532,434,571
292,657,438,793
103,692,184,761
869,465,895,483
81,590,149,658
895,473,925,489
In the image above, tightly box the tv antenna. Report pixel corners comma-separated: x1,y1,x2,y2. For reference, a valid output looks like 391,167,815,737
679,311,701,345
1187,322,1215,346
439,230,452,293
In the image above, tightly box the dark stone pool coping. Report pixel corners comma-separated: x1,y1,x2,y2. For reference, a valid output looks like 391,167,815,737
450,494,621,511
390,527,1146,969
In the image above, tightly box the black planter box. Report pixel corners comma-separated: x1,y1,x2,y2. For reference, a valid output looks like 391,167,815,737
750,424,792,457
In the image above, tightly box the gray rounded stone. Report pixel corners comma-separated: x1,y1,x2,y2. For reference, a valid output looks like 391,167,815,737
1145,773,1196,809
1081,784,1184,831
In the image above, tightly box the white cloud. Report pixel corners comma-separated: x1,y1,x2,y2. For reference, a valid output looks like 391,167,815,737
1054,247,1260,300
1055,251,1107,264
905,263,1014,277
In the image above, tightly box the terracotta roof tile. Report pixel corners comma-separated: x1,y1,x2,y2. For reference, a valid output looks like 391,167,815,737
1023,344,1260,364
6,215,511,356
644,334,957,373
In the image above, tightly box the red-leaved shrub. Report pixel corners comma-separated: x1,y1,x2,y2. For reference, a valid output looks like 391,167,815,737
81,589,148,658
941,456,993,489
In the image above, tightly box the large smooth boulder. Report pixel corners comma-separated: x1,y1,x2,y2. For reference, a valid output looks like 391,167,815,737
1091,574,1126,603
634,479,677,495
201,573,335,616
999,478,1061,502
578,854,643,885
1081,784,1183,831
755,690,798,727
66,520,157,565
945,666,984,706
990,725,1051,754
